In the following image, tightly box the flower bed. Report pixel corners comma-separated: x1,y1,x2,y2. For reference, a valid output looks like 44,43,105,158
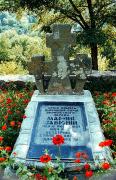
0,84,116,179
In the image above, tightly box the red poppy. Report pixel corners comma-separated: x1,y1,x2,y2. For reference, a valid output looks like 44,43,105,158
2,124,7,131
0,157,6,163
22,115,27,119
40,154,51,163
23,99,29,104
85,170,93,178
75,152,82,158
4,115,8,120
101,162,110,170
84,163,91,170
7,110,12,115
99,139,113,147
73,176,78,180
35,173,47,180
6,98,12,104
102,100,110,106
102,119,112,124
112,92,116,97
74,159,81,163
5,146,12,152
0,136,4,142
52,134,64,145
10,121,15,127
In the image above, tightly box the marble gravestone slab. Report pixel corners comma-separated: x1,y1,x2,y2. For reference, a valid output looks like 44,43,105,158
27,101,93,161
11,90,112,168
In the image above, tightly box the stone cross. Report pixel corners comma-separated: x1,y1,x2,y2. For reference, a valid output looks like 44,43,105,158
46,24,76,94
28,24,92,95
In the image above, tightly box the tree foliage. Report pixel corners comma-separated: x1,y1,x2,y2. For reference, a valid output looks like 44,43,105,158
0,0,116,70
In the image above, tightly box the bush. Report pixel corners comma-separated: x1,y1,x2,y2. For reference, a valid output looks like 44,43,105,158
0,30,50,69
0,61,28,75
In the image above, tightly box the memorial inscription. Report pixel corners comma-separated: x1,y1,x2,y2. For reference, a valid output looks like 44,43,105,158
27,101,93,160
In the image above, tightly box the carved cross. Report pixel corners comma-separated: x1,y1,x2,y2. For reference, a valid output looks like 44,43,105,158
46,24,76,94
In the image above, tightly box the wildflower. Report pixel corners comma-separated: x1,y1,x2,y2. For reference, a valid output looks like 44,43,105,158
13,152,17,156
84,163,91,170
2,124,7,131
52,134,64,145
35,173,47,180
75,152,82,158
99,140,113,147
10,121,15,127
101,162,110,170
85,170,93,178
74,159,81,163
23,99,29,104
102,100,110,105
112,92,116,97
0,136,4,142
6,98,12,104
5,146,12,152
4,115,8,120
0,157,6,163
40,154,51,163
73,176,78,180
7,110,12,115
22,115,27,119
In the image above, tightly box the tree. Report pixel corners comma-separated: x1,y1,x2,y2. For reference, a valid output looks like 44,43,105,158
0,0,116,69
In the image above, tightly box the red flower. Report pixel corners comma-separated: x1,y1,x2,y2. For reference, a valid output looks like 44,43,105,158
2,124,7,131
52,134,64,145
13,152,17,156
4,115,8,120
0,157,6,163
84,163,91,170
0,147,4,151
10,121,15,127
23,99,29,104
74,159,81,163
112,92,116,97
6,98,12,104
73,176,78,180
85,170,93,178
17,122,21,128
22,115,27,119
7,110,12,115
99,139,113,147
101,162,110,170
40,154,51,163
81,152,88,159
0,136,4,142
102,100,110,105
75,152,82,158
5,146,12,152
103,119,112,124
35,173,47,180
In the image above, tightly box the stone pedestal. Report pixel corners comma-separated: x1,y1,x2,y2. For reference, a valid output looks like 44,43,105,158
9,90,112,168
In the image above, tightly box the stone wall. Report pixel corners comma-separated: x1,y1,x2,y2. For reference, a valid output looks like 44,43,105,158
0,71,116,92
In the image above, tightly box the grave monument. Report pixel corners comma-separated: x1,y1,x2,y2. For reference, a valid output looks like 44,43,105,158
6,24,112,177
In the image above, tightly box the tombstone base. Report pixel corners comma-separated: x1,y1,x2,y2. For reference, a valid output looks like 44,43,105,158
9,90,112,171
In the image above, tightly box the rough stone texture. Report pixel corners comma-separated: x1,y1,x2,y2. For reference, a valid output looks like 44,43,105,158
0,71,115,83
28,24,92,94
